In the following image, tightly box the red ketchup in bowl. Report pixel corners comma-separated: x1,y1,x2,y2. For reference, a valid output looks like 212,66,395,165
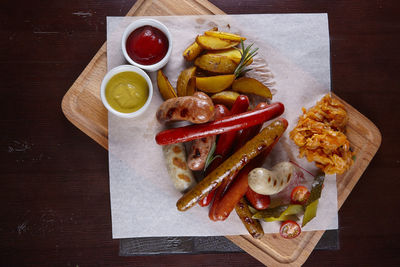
125,25,169,65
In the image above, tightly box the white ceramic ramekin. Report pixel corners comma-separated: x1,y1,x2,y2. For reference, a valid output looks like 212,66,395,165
121,18,172,72
100,65,153,118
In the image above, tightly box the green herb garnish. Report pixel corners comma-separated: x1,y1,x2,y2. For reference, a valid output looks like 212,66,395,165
234,40,258,78
204,140,221,171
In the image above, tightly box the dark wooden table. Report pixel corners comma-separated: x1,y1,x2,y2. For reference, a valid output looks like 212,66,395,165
1,0,399,266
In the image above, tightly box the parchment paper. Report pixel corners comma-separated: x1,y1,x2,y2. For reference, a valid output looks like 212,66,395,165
106,14,338,239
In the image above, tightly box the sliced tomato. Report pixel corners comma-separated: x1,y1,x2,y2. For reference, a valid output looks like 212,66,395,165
280,220,301,239
290,186,310,204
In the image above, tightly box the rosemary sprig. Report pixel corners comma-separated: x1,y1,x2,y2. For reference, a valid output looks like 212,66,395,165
204,140,222,171
234,40,259,78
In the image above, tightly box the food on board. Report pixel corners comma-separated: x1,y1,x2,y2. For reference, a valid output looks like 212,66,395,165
162,143,196,193
126,25,169,65
247,162,295,195
105,71,149,113
156,92,214,124
150,29,350,239
290,94,354,174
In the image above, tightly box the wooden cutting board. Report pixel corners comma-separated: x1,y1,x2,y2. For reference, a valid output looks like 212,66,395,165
61,0,382,266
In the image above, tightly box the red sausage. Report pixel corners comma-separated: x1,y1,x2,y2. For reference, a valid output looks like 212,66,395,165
212,119,287,221
208,103,267,217
199,96,250,207
209,123,263,221
155,102,284,145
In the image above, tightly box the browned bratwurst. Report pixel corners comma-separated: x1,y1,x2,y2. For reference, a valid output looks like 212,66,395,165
156,92,214,124
187,136,215,171
187,104,229,171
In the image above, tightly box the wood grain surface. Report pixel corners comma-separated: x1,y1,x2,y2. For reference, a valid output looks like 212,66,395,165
61,1,381,265
1,0,399,266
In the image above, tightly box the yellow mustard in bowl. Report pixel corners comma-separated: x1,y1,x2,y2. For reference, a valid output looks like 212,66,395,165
105,71,149,113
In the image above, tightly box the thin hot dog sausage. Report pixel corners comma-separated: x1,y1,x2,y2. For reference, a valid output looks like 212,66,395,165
156,102,285,145
212,119,287,220
199,96,250,206
235,197,264,239
208,102,266,219
176,118,288,212
187,105,229,171
156,92,214,124
208,123,263,220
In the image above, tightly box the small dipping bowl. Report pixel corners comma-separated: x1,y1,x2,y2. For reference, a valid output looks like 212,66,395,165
100,65,153,118
121,18,172,72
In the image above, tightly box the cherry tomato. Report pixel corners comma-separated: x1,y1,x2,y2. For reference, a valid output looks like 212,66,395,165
280,220,301,239
290,186,310,204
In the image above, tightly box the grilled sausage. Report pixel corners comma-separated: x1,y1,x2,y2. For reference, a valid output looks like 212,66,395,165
156,92,214,124
187,105,229,171
176,118,288,211
235,197,264,239
248,162,295,195
163,143,196,193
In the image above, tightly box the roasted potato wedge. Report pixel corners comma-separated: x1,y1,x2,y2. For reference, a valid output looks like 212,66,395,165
196,35,239,50
204,31,246,42
157,70,177,100
196,74,235,93
186,77,196,96
182,27,218,61
183,41,203,61
211,91,240,108
206,48,253,65
232,77,272,99
177,66,197,97
194,54,237,74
